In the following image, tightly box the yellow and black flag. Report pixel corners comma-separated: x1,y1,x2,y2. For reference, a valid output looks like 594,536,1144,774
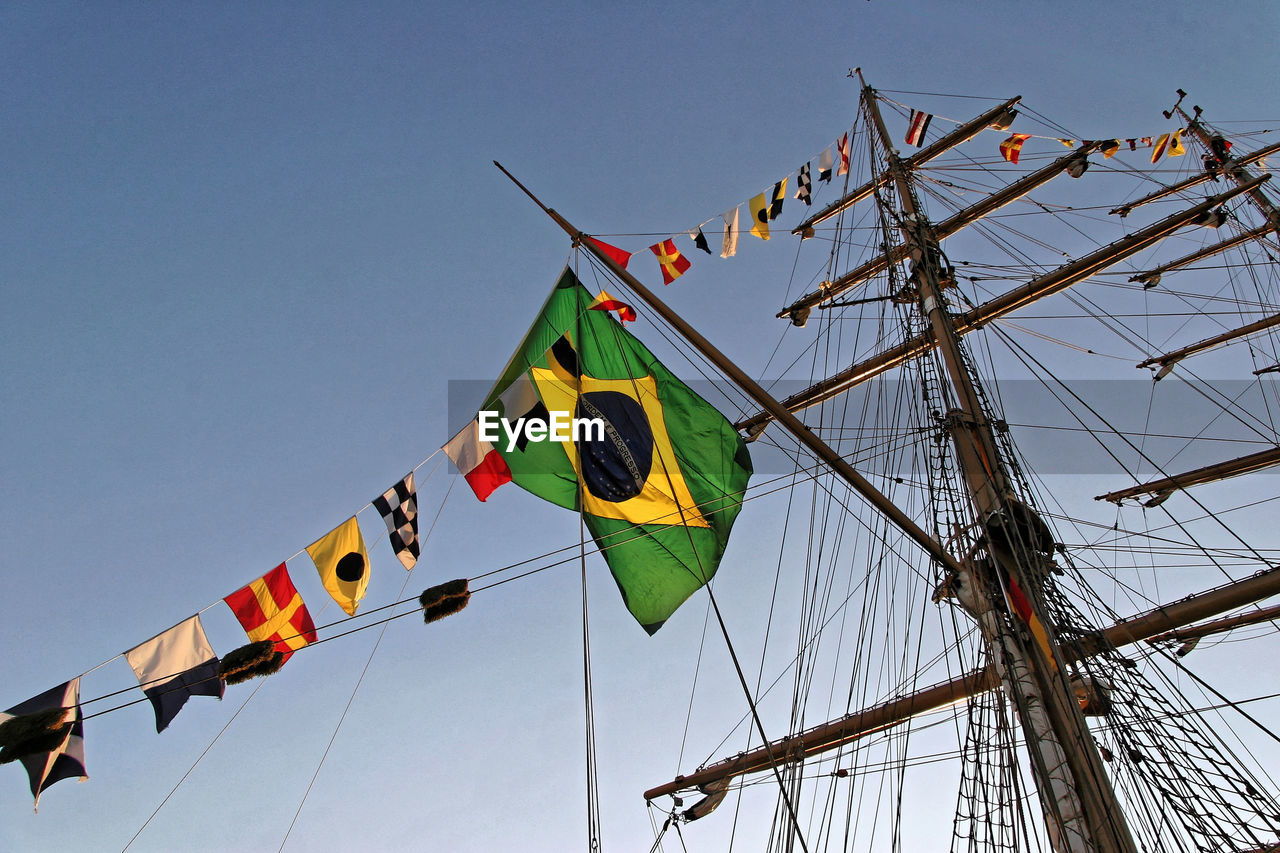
307,516,370,616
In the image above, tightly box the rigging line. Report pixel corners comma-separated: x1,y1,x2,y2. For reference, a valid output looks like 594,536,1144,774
120,678,267,853
698,586,812,849
675,592,714,775
276,567,419,853
990,322,1275,571
991,317,1132,360
580,260,812,846
1162,648,1280,748
580,510,603,852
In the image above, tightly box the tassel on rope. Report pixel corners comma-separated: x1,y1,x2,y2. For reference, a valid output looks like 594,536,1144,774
0,708,72,764
218,640,284,685
419,579,470,624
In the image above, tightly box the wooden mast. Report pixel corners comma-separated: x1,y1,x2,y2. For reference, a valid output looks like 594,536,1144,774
787,96,1022,240
737,177,1270,436
492,162,968,581
853,70,1138,853
1171,93,1280,238
779,143,1100,325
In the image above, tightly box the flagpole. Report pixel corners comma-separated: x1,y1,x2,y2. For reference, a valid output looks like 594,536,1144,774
492,161,967,582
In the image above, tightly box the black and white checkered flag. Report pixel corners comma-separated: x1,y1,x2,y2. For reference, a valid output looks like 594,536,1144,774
795,163,812,206
373,472,419,570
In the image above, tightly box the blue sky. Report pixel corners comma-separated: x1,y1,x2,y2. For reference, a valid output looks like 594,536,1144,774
3,2,1279,850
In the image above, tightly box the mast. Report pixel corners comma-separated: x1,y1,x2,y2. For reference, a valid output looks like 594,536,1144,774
1172,91,1280,238
779,143,1099,325
857,71,1138,853
1107,140,1280,218
737,177,1270,436
788,95,1022,240
644,563,1280,800
493,162,967,581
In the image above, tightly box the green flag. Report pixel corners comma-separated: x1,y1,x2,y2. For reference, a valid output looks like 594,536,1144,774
482,268,752,633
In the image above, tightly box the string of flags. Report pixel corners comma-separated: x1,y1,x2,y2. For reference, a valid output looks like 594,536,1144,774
0,466,477,810
586,98,1202,289
0,281,650,810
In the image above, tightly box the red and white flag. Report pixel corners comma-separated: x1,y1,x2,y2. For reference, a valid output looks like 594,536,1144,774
444,418,512,501
904,110,932,147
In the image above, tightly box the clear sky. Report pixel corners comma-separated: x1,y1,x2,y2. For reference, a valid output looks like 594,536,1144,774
3,2,1279,851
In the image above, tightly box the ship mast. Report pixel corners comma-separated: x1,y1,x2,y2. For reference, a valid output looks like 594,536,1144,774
1171,91,1280,238
855,70,1138,853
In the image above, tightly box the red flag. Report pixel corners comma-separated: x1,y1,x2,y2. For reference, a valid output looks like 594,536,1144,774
1004,573,1058,672
999,133,1031,164
443,418,513,501
649,238,692,285
224,564,318,662
837,132,851,176
585,236,632,269
588,290,636,323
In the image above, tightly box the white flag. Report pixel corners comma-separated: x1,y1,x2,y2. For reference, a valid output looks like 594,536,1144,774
721,207,740,258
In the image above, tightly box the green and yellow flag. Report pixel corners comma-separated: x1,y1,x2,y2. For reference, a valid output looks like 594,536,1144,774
479,268,752,633
307,516,370,616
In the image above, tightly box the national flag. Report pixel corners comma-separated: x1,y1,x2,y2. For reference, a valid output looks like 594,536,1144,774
817,147,833,182
837,132,851,176
307,517,370,617
1140,136,1153,147
588,290,636,324
1,679,86,810
584,236,631,270
688,227,712,254
1101,139,1121,159
795,163,812,206
904,109,932,146
749,192,770,240
1003,573,1058,672
224,563,317,662
125,615,223,733
649,238,692,285
767,178,787,221
444,417,513,500
470,268,752,633
373,473,419,570
720,207,739,258
1169,128,1186,157
999,133,1031,164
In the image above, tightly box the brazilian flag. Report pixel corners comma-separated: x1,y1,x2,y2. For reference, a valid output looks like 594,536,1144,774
485,268,752,633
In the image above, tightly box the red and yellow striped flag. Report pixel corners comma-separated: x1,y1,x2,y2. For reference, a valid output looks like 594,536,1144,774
1151,132,1172,163
588,290,636,323
224,563,318,662
999,133,1032,164
649,239,692,285
1004,573,1058,672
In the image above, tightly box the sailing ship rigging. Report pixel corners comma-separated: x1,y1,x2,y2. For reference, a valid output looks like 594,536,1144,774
537,70,1280,851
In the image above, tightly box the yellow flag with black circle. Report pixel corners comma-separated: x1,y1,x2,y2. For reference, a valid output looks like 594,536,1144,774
307,516,369,616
